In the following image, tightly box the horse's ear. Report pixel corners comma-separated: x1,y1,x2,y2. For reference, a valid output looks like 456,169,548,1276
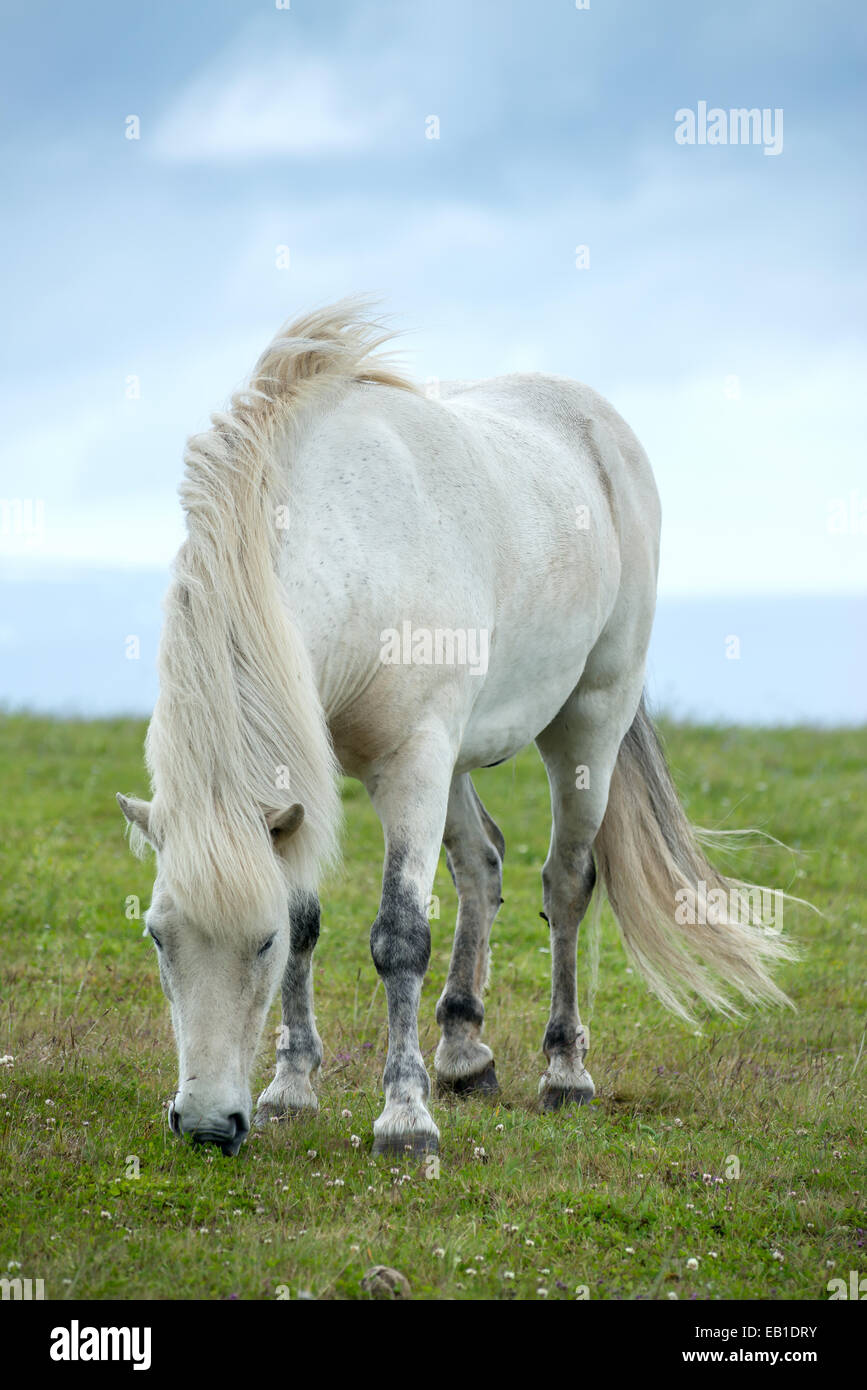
117,793,160,851
267,803,305,852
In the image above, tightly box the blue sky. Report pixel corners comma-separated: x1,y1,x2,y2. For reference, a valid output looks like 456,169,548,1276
1,0,865,595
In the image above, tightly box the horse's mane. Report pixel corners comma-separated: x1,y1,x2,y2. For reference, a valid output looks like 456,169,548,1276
137,299,417,936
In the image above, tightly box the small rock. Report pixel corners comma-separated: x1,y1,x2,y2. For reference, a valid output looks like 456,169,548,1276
361,1265,411,1300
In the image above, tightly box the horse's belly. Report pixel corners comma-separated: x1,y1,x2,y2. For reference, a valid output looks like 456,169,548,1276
454,625,595,773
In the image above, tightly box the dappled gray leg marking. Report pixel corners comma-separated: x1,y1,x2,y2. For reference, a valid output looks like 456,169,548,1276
435,776,504,1096
539,849,596,1109
370,844,439,1156
533,682,640,1112
255,894,324,1124
365,730,454,1157
531,594,653,1111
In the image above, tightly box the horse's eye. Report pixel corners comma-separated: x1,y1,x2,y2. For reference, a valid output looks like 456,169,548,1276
149,930,163,951
258,935,276,958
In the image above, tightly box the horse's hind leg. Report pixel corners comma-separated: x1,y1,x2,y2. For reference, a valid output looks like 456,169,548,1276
434,775,504,1096
535,667,644,1109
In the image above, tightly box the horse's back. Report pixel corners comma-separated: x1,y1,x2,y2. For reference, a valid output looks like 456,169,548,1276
441,372,660,522
286,369,661,774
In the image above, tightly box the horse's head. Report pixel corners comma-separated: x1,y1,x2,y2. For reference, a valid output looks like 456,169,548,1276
117,793,305,1156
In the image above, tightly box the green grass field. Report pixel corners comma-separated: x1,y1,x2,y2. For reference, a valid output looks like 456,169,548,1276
0,714,864,1301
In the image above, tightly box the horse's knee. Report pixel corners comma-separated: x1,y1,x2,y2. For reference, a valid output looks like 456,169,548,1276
370,865,431,980
289,894,320,953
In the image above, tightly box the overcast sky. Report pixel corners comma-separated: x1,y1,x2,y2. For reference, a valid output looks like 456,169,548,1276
1,0,865,595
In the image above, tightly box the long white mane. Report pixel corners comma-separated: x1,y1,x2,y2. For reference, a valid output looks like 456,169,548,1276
138,300,417,936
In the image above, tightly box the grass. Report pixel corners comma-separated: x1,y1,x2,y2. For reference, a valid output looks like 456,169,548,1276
0,713,864,1300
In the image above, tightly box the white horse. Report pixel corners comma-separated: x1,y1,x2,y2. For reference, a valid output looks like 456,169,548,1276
118,300,794,1157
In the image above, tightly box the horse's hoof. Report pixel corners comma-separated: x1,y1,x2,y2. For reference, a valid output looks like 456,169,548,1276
253,1102,316,1128
372,1132,439,1158
540,1084,595,1112
437,1061,500,1098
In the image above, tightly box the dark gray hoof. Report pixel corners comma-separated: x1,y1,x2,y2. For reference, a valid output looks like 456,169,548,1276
541,1085,594,1112
437,1062,500,1098
372,1133,439,1158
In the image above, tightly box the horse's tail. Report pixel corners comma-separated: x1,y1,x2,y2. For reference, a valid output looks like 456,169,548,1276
591,696,800,1021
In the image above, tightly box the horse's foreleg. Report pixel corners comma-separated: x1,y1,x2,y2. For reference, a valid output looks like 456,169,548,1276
254,894,323,1123
367,730,453,1156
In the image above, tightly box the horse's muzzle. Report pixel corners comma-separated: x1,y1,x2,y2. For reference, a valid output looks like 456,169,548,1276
169,1100,249,1157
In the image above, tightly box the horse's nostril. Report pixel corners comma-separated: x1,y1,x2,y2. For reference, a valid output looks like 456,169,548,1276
168,1102,180,1135
228,1112,248,1138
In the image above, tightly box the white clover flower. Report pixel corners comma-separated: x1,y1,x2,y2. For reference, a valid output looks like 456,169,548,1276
686,1257,699,1270
341,1108,352,1119
350,1134,361,1148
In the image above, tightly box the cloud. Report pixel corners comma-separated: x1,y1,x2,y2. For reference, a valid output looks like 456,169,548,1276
152,53,402,163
